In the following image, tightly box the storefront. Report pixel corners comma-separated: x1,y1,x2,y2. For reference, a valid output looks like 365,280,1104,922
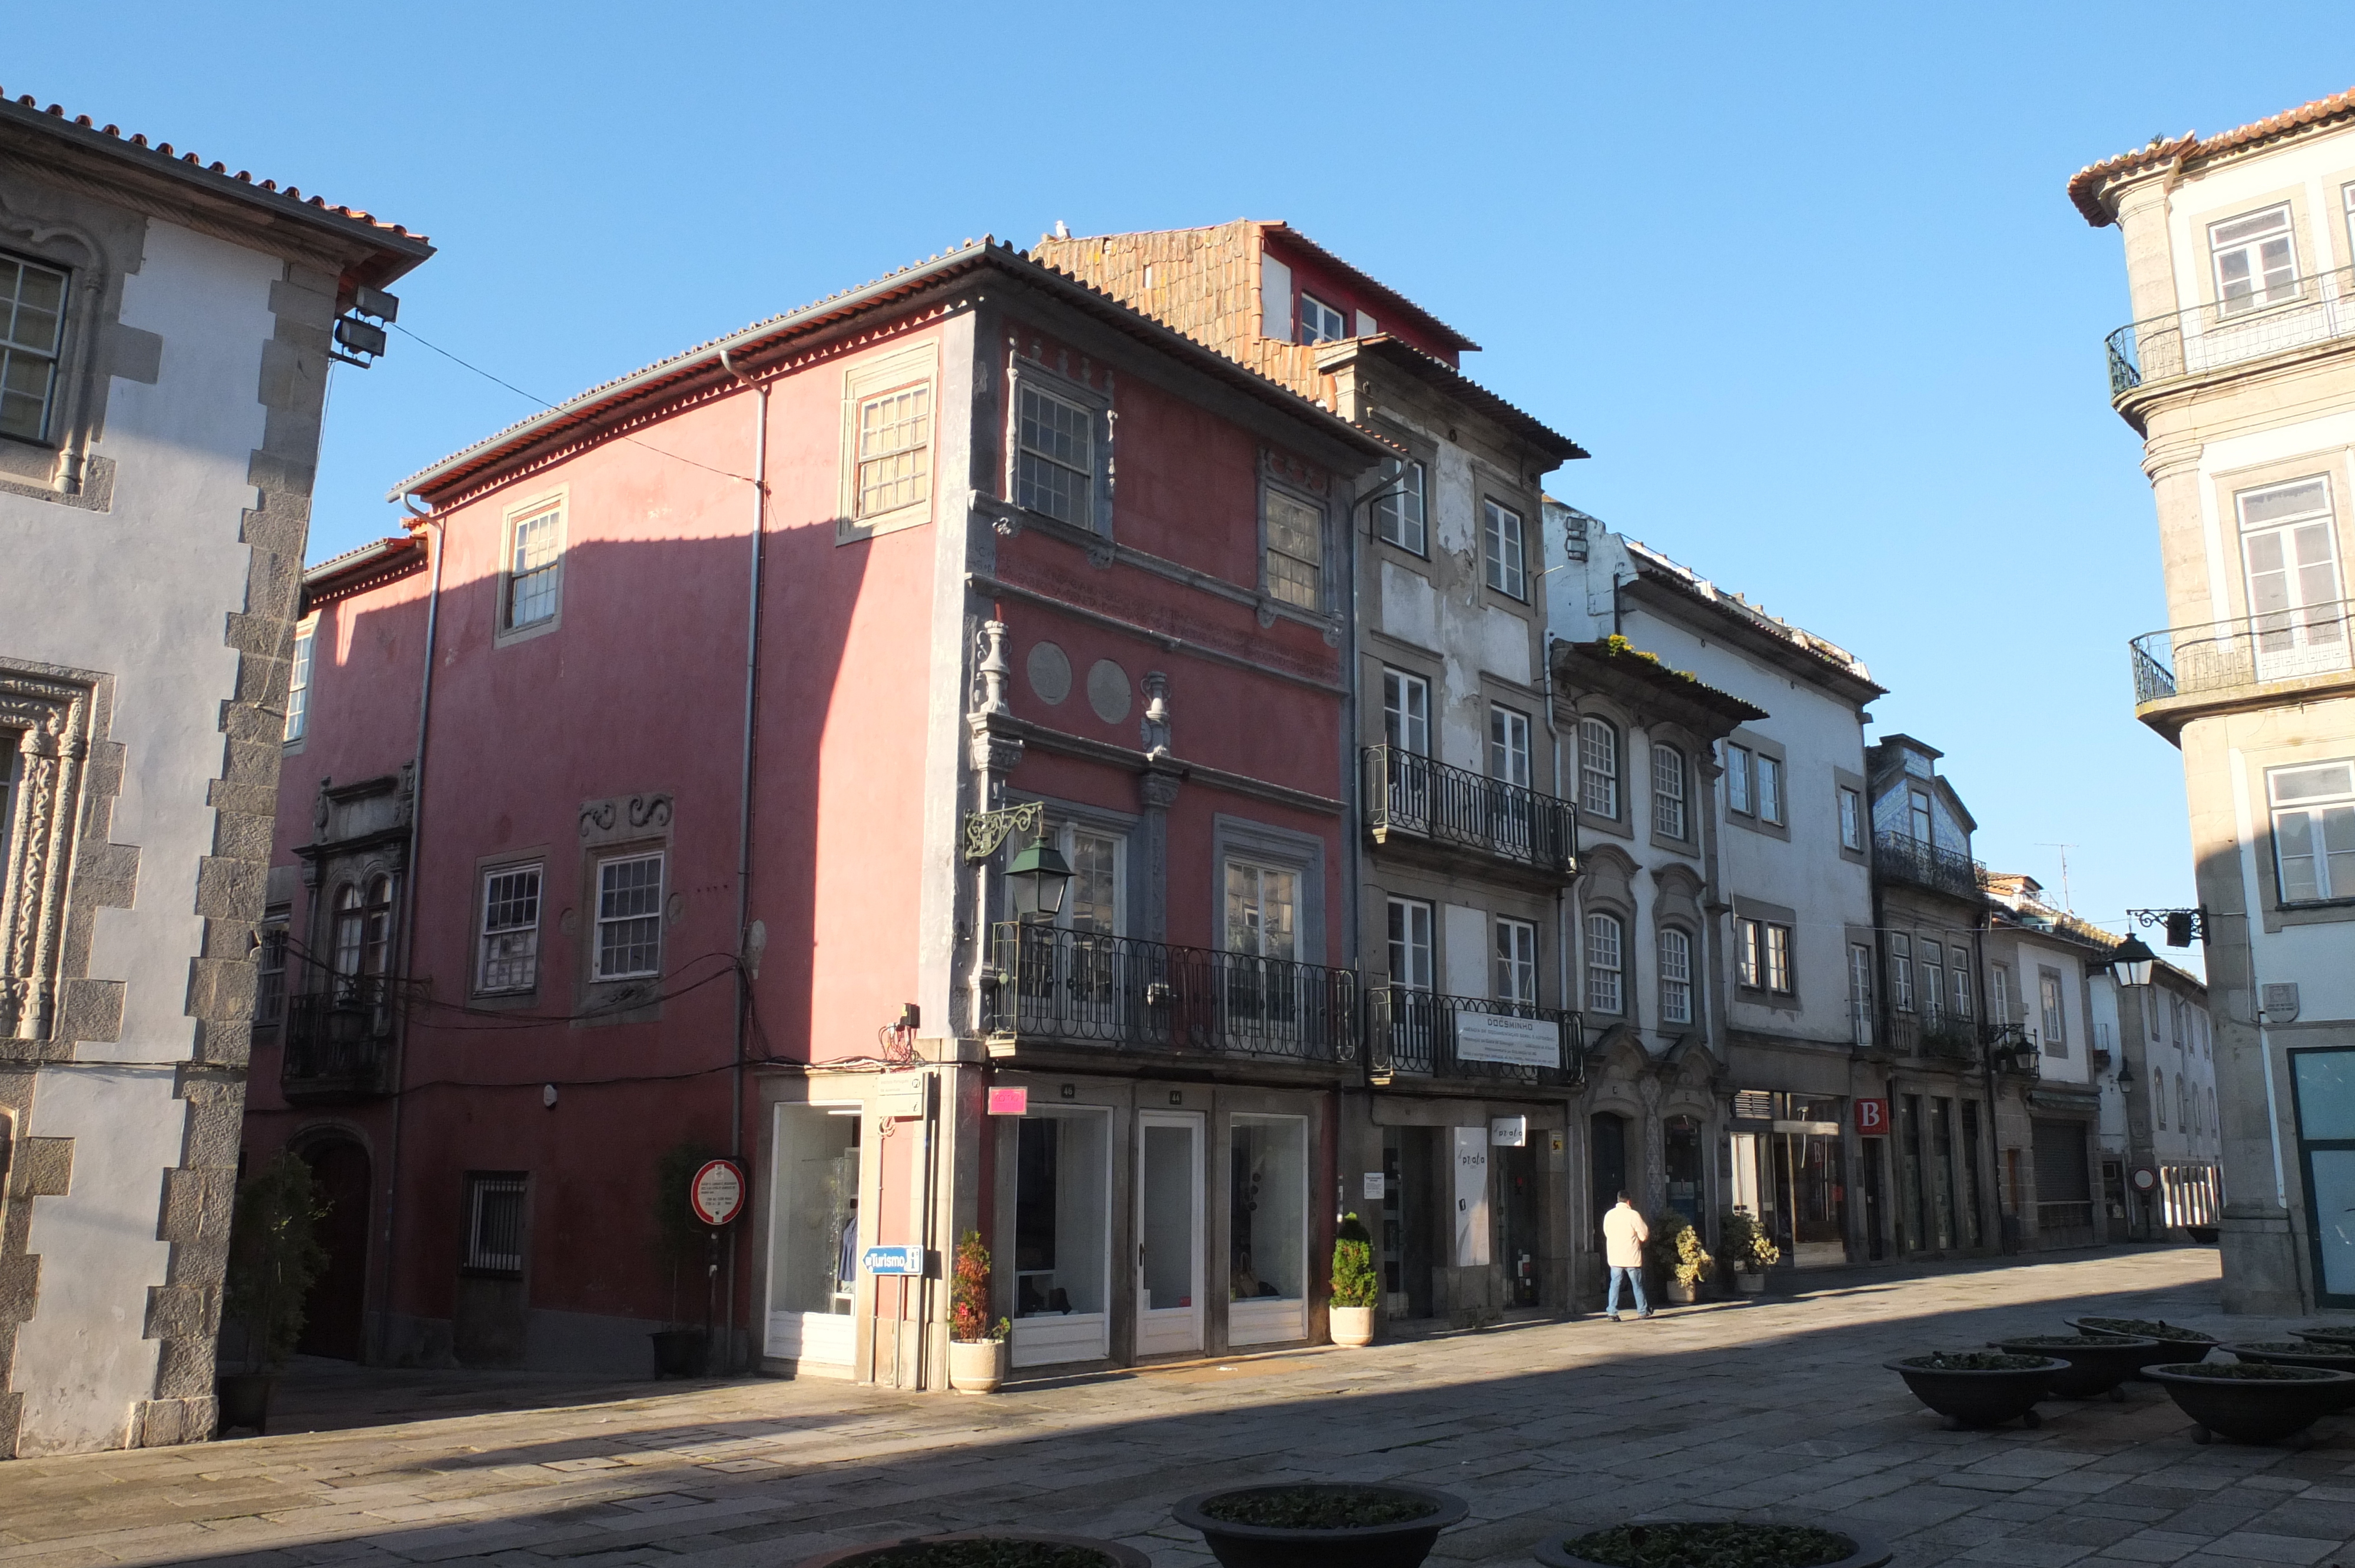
764,1099,864,1373
1365,1098,1568,1323
1731,1093,1849,1268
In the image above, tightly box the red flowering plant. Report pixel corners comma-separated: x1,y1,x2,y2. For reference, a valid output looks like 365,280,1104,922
950,1230,1009,1344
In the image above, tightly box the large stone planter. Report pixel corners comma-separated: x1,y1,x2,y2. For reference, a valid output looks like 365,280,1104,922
1534,1522,1889,1568
1663,1279,1699,1305
947,1338,1008,1394
796,1532,1150,1567
1173,1483,1466,1568
1330,1305,1376,1347
2228,1338,2355,1402
1887,1353,2059,1429
1994,1334,2159,1400
1732,1270,1766,1294
2149,1362,2355,1444
2067,1316,2218,1370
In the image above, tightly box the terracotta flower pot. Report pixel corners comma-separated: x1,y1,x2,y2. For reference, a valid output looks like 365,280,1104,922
1331,1305,1377,1347
948,1337,1008,1394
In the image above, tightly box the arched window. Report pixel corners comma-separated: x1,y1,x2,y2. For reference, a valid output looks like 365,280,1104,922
1578,717,1619,819
333,875,396,991
1657,927,1693,1025
331,883,365,978
1586,912,1624,1014
2154,1069,2167,1130
1651,743,1687,839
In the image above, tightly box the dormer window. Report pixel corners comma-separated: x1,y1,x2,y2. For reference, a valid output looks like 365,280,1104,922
1298,293,1345,345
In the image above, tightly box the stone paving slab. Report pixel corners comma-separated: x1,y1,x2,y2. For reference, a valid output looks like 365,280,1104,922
4,1249,2353,1567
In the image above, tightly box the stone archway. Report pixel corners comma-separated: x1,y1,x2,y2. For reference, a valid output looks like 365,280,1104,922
295,1137,371,1360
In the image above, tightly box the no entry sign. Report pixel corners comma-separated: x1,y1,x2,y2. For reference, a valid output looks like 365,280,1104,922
690,1158,745,1227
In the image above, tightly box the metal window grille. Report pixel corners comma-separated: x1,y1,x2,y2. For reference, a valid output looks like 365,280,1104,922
1659,928,1692,1024
1653,745,1687,839
1264,491,1323,610
1374,459,1426,553
0,253,67,444
856,383,931,517
507,508,562,628
595,853,664,979
1482,501,1525,599
1015,386,1092,525
465,1174,528,1273
478,865,543,992
285,626,314,742
1585,913,1623,1014
1578,718,1618,819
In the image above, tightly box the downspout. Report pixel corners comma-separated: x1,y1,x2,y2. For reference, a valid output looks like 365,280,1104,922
719,347,768,1373
375,491,445,1364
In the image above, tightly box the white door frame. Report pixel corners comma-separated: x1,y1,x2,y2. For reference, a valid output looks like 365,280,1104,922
1134,1109,1205,1357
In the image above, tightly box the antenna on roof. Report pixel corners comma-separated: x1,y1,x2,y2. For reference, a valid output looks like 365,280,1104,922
1053,219,1070,238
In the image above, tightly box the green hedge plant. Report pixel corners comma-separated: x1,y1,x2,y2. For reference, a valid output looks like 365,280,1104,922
1330,1211,1379,1308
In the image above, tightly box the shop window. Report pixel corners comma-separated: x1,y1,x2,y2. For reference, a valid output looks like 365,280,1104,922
463,1173,528,1274
1013,1111,1110,1336
1229,1115,1308,1346
765,1105,860,1364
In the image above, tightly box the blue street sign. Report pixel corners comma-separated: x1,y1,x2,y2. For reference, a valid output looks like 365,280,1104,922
863,1244,927,1276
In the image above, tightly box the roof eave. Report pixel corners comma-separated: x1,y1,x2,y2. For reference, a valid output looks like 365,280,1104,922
1319,336,1586,461
1621,570,1884,702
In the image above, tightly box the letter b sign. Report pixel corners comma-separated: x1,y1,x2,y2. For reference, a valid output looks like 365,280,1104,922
1855,1098,1889,1136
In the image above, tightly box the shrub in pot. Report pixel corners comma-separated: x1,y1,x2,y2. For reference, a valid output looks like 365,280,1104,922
948,1231,1010,1393
1173,1483,1466,1568
1886,1350,2059,1429
2148,1361,2355,1443
1534,1521,1889,1568
1646,1211,1710,1305
795,1532,1150,1567
1993,1334,2160,1400
1716,1207,1779,1293
217,1152,330,1436
1329,1211,1379,1347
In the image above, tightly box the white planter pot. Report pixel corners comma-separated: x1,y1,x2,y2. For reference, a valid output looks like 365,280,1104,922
948,1338,1007,1393
1734,1270,1767,1294
1330,1305,1376,1347
1664,1278,1699,1305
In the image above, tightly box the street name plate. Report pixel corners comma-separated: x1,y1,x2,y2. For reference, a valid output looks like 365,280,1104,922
1454,1012,1558,1069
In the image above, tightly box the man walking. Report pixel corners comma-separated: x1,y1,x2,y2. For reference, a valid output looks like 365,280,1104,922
1601,1191,1652,1321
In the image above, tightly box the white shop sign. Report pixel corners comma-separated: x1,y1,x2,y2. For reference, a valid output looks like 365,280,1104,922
1452,1127,1491,1267
1455,1011,1560,1069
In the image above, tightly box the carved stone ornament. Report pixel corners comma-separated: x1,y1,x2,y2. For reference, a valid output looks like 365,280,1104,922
969,489,1023,539
0,669,96,1041
973,620,1012,717
967,713,1024,777
1139,671,1171,758
580,793,672,843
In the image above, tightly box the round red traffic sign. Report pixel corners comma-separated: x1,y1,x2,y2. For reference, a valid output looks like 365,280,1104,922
2130,1166,2158,1194
691,1158,745,1226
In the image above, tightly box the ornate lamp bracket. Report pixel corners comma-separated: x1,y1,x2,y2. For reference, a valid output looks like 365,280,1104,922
2126,906,2210,946
963,800,1044,863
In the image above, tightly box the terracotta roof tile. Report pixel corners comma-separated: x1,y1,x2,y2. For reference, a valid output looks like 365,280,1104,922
2068,82,2355,226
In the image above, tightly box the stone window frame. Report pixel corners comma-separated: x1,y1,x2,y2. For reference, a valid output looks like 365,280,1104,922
495,487,568,649
1,662,117,1049
575,793,674,1024
0,191,148,512
470,849,549,1007
1723,726,1790,841
838,339,940,544
1259,471,1333,620
282,613,319,752
1003,790,1149,940
1834,767,1869,864
1209,815,1326,965
1000,350,1113,547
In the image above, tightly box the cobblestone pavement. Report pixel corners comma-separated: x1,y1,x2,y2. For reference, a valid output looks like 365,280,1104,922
4,1248,2349,1568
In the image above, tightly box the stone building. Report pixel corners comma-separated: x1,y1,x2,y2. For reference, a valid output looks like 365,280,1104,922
0,92,427,1453
1979,875,2114,1252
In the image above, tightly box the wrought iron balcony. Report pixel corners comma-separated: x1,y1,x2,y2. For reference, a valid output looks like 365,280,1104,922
1871,831,1987,901
2130,600,2354,706
1879,1013,1981,1062
280,977,400,1102
1361,746,1577,876
1364,985,1580,1089
2107,261,2355,396
982,922,1356,1065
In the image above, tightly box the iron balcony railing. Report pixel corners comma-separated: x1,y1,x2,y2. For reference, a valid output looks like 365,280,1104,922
2130,598,2354,705
982,922,1356,1064
1871,831,1987,901
1365,985,1580,1089
281,976,399,1102
2107,261,2355,396
1880,1012,1981,1063
1362,746,1577,876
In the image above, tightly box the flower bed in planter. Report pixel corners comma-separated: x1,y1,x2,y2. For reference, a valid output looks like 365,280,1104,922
1886,1352,2058,1429
795,1533,1148,1568
2227,1339,2355,1392
2293,1323,2355,1351
1173,1483,1465,1568
1992,1334,2159,1400
2066,1317,2219,1361
1534,1522,1888,1568
2147,1361,2355,1444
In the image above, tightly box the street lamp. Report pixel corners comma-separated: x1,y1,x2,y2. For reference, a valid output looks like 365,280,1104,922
1004,833,1072,921
2109,934,2157,988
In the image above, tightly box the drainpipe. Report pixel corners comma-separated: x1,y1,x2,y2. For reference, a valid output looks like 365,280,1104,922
719,347,769,1374
374,491,445,1364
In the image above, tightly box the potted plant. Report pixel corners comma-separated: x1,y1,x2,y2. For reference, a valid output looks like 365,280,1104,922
1886,1350,2060,1429
649,1140,717,1377
1534,1522,1889,1568
1717,1208,1778,1294
796,1532,1149,1567
947,1230,1010,1394
1329,1211,1379,1347
2067,1315,2218,1373
217,1151,330,1436
1994,1334,2160,1400
2229,1338,2355,1386
1173,1483,1467,1568
2292,1323,2355,1352
2148,1361,2355,1444
1646,1211,1710,1305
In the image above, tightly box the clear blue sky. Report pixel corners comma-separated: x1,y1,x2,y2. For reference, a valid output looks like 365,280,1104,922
21,2,2350,952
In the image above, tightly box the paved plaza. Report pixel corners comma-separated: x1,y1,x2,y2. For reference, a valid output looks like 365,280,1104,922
2,1248,2349,1568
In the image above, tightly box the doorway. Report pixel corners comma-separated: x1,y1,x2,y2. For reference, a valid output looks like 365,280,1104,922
1135,1111,1203,1356
1381,1126,1436,1320
1663,1116,1703,1224
297,1138,370,1360
1500,1143,1540,1307
1590,1112,1628,1247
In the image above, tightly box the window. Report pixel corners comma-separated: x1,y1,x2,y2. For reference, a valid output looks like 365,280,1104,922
1889,934,1914,1012
1482,501,1527,600
1016,385,1093,527
1653,744,1688,839
1387,897,1433,990
2039,968,2067,1055
1586,912,1623,1014
1756,755,1784,826
332,874,394,986
1374,459,1426,554
1224,860,1296,960
2177,1077,2190,1133
254,909,288,1026
0,251,67,444
2209,203,2298,315
1951,955,1972,1018
1062,827,1122,935
1264,490,1324,610
1495,918,1538,1005
1659,928,1693,1025
477,864,543,994
1578,717,1619,819
1726,744,1753,814
1490,706,1531,787
855,381,931,519
505,503,563,630
1763,923,1793,995
464,1173,528,1274
1922,940,1945,1024
2269,760,2355,902
1298,293,1346,344
1382,668,1429,753
1736,918,1762,989
2155,1069,2168,1129
593,853,665,981
1838,786,1863,851
1848,943,1875,1044
2235,479,2346,680
1909,788,1933,844
285,621,315,743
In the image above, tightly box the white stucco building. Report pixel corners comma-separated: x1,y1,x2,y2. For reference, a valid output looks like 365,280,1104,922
0,95,427,1454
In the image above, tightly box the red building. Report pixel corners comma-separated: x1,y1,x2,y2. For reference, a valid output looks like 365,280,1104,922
245,240,1392,1382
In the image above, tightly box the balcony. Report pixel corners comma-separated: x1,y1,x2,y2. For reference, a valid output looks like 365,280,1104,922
1361,746,1577,878
1364,985,1580,1089
2130,600,2353,721
2107,262,2355,398
280,978,400,1102
1872,831,1987,901
1881,1012,1983,1064
981,922,1356,1066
